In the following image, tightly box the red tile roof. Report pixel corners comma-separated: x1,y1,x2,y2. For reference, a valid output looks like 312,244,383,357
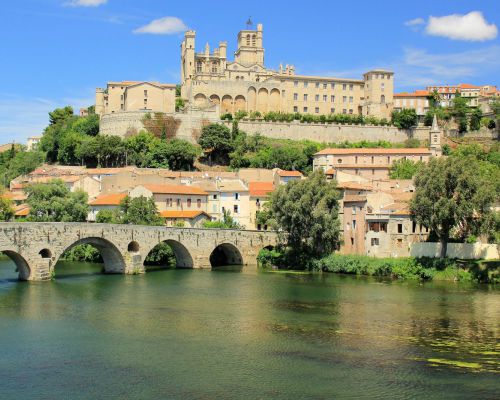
277,170,303,177
316,148,431,155
249,182,274,197
14,204,30,217
142,184,208,196
394,90,429,97
89,193,127,206
159,210,210,219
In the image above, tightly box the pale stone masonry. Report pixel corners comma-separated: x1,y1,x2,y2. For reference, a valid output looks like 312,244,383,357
0,223,277,281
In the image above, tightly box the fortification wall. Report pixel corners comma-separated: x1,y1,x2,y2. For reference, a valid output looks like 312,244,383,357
227,120,430,143
100,110,431,144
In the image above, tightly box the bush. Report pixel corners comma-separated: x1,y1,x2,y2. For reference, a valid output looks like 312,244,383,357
62,244,102,263
257,248,284,268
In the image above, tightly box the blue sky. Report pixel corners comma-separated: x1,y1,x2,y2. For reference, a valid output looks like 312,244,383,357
1,0,499,143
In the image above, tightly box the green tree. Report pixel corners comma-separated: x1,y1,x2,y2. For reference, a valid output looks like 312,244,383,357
125,131,159,167
96,209,119,223
4,151,44,185
469,108,482,131
145,139,199,170
410,157,495,257
0,196,14,221
269,169,341,257
119,196,163,226
391,109,418,129
450,95,469,134
389,159,423,179
26,180,89,222
48,106,74,125
198,123,234,165
202,209,242,229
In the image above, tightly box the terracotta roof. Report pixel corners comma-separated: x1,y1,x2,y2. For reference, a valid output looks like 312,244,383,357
337,182,373,190
459,83,480,89
141,184,208,196
325,168,336,175
380,202,411,216
249,182,274,197
315,148,431,155
14,204,30,217
394,90,429,97
343,195,367,203
277,170,303,177
89,193,127,206
1,191,27,201
159,210,210,219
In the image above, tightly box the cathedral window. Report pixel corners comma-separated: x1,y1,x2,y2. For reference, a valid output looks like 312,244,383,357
196,61,202,73
211,62,218,73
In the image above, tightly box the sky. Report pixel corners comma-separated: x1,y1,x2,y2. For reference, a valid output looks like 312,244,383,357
0,0,499,143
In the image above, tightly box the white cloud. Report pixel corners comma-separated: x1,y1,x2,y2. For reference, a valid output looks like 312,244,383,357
65,0,108,7
133,16,187,35
426,11,497,41
405,18,425,27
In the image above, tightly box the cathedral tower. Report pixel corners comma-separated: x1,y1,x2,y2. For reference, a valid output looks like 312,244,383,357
234,23,264,66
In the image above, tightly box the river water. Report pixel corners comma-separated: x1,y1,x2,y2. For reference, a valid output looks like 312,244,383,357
0,258,498,399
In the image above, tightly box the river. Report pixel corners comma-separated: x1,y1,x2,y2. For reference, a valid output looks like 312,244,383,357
0,258,498,399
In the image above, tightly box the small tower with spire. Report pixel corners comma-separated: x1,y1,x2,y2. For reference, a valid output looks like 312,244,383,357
429,114,442,156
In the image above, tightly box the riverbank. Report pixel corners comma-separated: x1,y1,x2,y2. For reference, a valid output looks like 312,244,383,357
257,250,499,283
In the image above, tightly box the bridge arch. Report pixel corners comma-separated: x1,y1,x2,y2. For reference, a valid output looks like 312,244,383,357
56,237,126,275
1,250,31,281
209,243,243,267
144,239,194,269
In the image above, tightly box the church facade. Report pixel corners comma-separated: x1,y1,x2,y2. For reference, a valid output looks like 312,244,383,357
181,23,393,119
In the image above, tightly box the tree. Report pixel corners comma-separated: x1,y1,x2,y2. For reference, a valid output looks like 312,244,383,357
0,196,14,221
391,109,418,130
198,123,234,164
145,139,199,170
389,159,423,179
48,106,74,125
410,157,495,257
119,196,163,226
202,210,242,229
450,95,469,134
142,113,181,140
26,180,89,222
4,151,44,185
125,131,159,167
96,209,119,223
490,99,500,119
469,108,482,131
269,169,341,257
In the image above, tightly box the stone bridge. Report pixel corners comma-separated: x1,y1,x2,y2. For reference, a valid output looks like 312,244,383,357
0,223,278,281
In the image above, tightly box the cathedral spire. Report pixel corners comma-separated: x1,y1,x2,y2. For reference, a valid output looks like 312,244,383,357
246,17,253,29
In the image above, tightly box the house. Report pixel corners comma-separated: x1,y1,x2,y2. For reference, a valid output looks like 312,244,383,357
216,179,250,228
88,193,127,222
129,184,208,213
248,181,274,230
273,169,303,186
159,210,211,228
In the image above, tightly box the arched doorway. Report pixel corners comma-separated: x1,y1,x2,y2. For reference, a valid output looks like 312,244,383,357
257,88,269,113
221,95,233,114
209,243,243,268
1,250,31,281
234,95,246,112
143,240,194,271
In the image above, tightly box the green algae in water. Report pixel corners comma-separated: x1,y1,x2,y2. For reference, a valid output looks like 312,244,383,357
427,358,482,369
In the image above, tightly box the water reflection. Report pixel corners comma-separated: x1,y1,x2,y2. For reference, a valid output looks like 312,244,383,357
0,258,498,399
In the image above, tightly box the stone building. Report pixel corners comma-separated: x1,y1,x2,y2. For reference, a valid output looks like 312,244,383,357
129,184,208,213
393,90,430,117
181,23,393,119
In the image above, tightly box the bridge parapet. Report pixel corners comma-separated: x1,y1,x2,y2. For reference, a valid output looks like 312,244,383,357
0,223,278,281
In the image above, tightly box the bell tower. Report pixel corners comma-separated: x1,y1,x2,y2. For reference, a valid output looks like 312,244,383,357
429,114,442,156
234,20,264,66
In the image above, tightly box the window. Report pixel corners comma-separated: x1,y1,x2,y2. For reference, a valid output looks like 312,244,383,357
304,82,308,88
246,34,250,45
352,206,356,215
303,107,308,113
294,93,298,100
177,198,181,207
323,83,327,89
294,81,298,87
315,82,320,88
186,198,192,208
371,238,379,246
381,83,385,90
144,99,147,106
387,156,390,164
235,193,239,200
120,94,124,101
323,95,327,102
351,238,354,245
398,223,403,233
342,84,347,90
337,158,342,164
121,104,124,110
349,96,353,103
331,83,335,89
252,35,256,46
349,109,353,114
303,94,308,101
197,199,201,208
349,84,354,90
293,106,298,112
331,108,335,113
381,95,386,104
397,238,403,248
352,220,356,230
315,94,319,102
213,194,218,200
315,107,319,113
343,109,347,114
372,169,375,175
371,156,374,164
355,156,358,163
211,62,218,73
196,61,202,73
343,96,347,104
234,204,239,214
144,90,148,97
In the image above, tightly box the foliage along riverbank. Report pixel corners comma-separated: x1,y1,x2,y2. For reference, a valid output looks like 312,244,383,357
257,249,499,284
